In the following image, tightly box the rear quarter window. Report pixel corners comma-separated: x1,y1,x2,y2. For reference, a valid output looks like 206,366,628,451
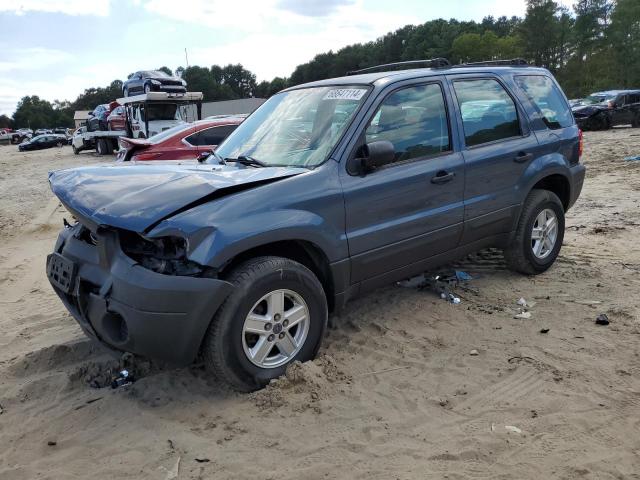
515,75,573,129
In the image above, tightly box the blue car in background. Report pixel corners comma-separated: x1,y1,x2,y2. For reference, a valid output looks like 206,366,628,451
46,59,585,391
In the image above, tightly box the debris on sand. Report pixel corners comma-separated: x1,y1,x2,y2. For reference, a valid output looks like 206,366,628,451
47,440,57,446
398,269,471,304
505,425,522,434
514,311,532,320
469,349,479,356
540,328,550,334
517,297,528,307
595,314,610,326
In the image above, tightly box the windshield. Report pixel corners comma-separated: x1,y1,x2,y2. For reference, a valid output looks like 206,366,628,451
148,70,170,77
213,86,369,168
582,95,611,105
142,103,179,121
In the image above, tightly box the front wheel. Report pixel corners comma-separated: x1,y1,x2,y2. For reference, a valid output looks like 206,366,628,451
202,256,328,392
144,83,152,94
505,189,565,275
72,145,79,155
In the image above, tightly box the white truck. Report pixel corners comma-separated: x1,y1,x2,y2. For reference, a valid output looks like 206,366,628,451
72,92,203,156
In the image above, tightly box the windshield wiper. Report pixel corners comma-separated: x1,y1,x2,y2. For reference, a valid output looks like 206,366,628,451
223,155,268,168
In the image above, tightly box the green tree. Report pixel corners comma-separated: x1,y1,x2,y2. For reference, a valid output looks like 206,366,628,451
157,66,173,76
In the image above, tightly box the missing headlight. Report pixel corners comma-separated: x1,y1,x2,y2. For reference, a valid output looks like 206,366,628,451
119,231,213,277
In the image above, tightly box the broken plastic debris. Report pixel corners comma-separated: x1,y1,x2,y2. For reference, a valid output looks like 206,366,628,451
514,311,532,320
595,314,610,326
624,155,640,161
469,349,479,356
505,425,522,434
111,369,134,389
517,297,527,307
397,274,427,288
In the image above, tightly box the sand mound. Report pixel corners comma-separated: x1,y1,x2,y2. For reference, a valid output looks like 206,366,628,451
252,355,351,412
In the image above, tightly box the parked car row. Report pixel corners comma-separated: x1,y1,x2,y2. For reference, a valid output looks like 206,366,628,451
572,89,640,130
18,134,68,151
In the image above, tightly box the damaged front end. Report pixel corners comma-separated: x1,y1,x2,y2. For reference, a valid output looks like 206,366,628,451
47,221,233,366
119,230,216,277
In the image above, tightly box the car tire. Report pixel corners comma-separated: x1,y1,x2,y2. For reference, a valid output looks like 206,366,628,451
505,189,565,275
632,113,640,128
123,87,128,97
96,139,107,156
202,256,328,392
72,145,79,155
144,83,152,94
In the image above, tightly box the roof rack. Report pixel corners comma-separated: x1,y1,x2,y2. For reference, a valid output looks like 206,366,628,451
347,58,451,76
453,58,529,68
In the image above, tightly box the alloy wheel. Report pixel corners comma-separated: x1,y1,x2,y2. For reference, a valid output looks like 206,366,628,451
531,208,558,259
241,289,310,368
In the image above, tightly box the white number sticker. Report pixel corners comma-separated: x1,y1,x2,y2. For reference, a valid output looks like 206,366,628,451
323,88,367,101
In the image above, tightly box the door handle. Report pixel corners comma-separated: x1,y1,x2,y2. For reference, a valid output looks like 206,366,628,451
514,152,533,163
431,170,455,184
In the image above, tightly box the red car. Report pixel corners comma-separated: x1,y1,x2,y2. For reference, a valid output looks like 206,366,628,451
107,105,126,131
116,117,243,162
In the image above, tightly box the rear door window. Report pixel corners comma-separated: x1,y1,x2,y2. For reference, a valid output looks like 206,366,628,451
453,78,521,146
364,83,451,163
515,75,573,129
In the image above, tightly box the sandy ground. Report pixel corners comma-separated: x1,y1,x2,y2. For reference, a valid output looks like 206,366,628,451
1,132,640,480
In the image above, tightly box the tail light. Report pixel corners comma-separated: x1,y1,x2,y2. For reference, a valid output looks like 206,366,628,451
132,152,162,161
578,129,583,158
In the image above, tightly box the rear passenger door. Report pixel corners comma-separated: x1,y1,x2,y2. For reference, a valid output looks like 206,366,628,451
447,75,538,244
340,80,465,283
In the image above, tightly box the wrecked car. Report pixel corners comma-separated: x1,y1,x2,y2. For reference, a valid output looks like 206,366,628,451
47,59,585,391
572,90,640,130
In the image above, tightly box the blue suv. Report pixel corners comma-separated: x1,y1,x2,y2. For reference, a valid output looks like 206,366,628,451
47,59,585,391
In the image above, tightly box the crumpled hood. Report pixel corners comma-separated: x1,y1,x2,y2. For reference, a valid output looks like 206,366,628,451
49,163,304,232
572,105,606,117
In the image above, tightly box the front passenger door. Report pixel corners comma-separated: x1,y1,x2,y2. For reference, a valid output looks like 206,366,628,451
340,81,465,283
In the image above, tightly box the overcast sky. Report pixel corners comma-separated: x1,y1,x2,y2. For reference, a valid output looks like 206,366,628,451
0,0,573,116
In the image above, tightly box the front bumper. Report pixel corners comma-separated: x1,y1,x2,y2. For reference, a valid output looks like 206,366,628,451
154,84,187,93
47,224,233,366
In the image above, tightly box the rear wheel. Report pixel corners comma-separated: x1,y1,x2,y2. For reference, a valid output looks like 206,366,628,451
202,256,328,392
72,145,79,155
632,112,640,128
144,83,152,94
505,189,565,275
96,139,108,156
123,87,129,97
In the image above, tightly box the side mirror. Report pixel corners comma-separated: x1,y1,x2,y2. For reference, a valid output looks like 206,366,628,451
347,140,395,175
197,150,212,163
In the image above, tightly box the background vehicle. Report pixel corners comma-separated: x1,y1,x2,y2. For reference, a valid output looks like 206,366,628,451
87,102,119,132
572,90,640,130
117,117,243,161
19,134,66,151
71,127,94,154
34,128,52,135
123,70,187,96
73,92,204,155
107,105,126,131
47,59,585,392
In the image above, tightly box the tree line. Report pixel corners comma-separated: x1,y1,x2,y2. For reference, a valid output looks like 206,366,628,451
7,0,639,130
